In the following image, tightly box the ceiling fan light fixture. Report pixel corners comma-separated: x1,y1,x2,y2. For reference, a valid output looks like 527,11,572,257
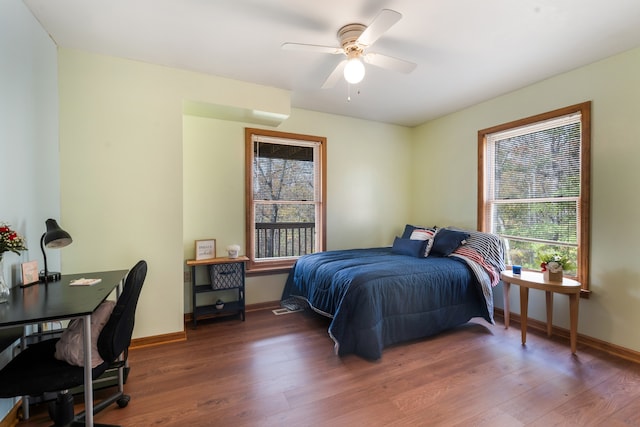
343,56,365,84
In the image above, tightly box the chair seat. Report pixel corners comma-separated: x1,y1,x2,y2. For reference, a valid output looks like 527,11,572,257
0,338,108,398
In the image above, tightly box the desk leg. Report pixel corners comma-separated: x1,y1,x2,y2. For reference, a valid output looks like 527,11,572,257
503,281,510,328
82,314,94,427
545,291,554,337
520,286,529,346
569,293,579,354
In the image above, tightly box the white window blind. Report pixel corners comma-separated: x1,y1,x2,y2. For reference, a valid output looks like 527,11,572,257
485,112,582,273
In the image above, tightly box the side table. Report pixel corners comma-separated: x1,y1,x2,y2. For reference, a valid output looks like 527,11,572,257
500,270,581,354
186,256,248,328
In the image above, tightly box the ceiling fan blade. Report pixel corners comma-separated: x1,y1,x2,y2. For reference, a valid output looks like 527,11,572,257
364,52,416,74
281,42,343,55
321,60,347,89
357,9,402,47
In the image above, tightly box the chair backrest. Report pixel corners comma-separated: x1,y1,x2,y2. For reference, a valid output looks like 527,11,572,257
97,260,147,365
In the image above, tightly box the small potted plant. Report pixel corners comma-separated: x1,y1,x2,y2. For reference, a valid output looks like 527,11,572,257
539,253,571,282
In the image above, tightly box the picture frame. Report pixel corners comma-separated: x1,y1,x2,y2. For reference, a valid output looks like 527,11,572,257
21,260,39,287
195,239,216,260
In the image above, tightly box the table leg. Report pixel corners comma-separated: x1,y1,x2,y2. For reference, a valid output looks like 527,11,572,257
192,266,197,328
545,291,553,337
569,293,579,354
520,286,529,346
82,314,94,427
503,281,511,328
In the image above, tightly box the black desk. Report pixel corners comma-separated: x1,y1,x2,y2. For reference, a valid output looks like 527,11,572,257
0,270,128,427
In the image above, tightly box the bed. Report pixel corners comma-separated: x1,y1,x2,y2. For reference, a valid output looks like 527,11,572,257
281,227,505,360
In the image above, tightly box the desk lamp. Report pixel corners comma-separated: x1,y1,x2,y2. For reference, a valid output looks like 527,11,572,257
39,219,72,283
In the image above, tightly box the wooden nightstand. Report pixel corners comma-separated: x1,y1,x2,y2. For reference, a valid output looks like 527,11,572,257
500,270,581,354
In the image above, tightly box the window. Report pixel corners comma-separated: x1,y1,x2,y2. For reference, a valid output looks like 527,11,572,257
478,102,591,292
245,128,326,273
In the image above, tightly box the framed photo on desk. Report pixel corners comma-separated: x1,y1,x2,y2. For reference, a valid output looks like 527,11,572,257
21,260,39,286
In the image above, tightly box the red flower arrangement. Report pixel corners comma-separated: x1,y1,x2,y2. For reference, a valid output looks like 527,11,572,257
539,253,572,273
0,223,28,259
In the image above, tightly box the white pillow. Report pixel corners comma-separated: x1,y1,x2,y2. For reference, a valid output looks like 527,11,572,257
54,300,116,368
410,228,438,257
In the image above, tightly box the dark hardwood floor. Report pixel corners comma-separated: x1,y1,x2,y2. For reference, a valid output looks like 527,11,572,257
17,309,640,426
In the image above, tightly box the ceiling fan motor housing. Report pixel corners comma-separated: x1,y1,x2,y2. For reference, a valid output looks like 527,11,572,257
338,23,366,54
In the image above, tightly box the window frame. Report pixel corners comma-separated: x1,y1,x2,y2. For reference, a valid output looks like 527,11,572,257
477,101,591,294
245,128,327,274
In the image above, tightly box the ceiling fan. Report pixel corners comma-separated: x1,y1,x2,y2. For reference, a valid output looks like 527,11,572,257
282,9,417,89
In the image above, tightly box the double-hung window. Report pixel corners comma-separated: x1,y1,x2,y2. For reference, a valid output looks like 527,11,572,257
245,128,326,273
478,102,591,291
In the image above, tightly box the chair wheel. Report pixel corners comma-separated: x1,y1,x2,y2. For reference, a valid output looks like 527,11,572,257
117,395,130,408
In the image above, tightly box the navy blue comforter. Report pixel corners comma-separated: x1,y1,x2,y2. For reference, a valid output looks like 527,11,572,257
281,247,492,360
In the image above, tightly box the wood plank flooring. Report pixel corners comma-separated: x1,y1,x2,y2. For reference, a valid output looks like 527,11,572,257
17,309,640,426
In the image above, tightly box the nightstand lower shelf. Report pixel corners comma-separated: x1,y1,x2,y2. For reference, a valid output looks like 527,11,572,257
193,301,244,321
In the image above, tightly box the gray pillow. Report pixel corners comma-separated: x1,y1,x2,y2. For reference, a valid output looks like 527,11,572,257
54,300,115,368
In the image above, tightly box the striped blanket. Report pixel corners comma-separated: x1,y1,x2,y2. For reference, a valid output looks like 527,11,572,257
448,228,506,323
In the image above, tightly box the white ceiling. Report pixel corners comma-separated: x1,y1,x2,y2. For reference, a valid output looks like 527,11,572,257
25,0,640,127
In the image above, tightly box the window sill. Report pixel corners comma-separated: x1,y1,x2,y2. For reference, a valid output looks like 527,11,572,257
246,263,293,276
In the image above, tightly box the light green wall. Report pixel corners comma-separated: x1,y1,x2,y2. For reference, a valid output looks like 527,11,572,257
183,107,412,309
412,46,640,353
275,108,413,250
58,48,290,338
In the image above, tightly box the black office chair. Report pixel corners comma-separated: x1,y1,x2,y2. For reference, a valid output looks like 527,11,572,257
0,260,147,427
